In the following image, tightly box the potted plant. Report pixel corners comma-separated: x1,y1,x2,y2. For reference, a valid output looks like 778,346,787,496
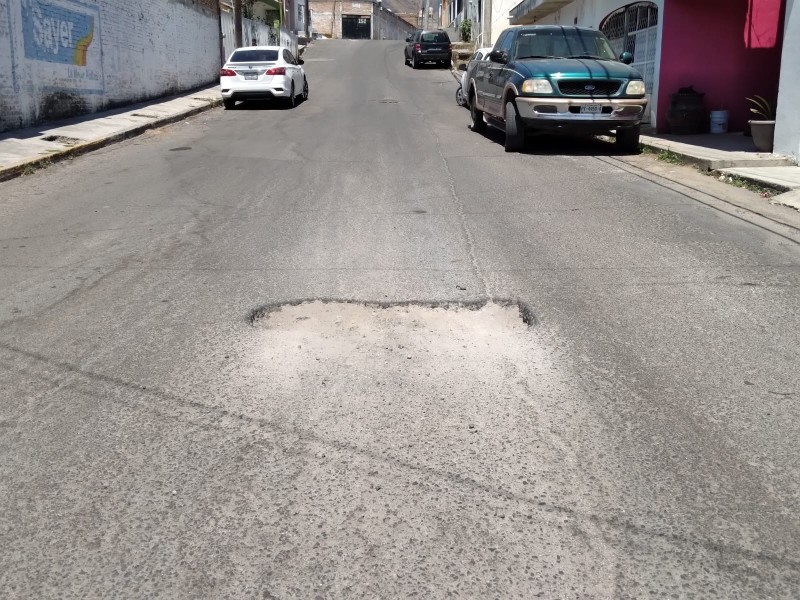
746,95,776,152
460,19,472,43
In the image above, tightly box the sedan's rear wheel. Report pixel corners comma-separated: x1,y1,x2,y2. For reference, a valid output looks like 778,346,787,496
504,101,525,152
302,78,309,101
455,86,464,107
223,98,235,110
287,83,296,108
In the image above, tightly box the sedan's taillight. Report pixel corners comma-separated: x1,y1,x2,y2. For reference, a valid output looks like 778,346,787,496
266,67,286,75
220,68,236,77
415,44,421,52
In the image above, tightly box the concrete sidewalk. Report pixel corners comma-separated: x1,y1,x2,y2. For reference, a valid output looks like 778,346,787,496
0,85,221,182
638,131,794,170
637,131,800,209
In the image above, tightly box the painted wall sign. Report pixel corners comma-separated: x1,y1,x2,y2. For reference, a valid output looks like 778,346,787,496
22,0,96,65
17,0,104,93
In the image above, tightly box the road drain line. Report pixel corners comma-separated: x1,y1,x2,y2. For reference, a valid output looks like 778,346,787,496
248,297,537,327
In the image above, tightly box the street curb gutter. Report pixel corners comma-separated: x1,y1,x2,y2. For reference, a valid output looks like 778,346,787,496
0,97,222,183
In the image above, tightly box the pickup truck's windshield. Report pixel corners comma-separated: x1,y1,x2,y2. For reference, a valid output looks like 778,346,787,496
514,28,617,61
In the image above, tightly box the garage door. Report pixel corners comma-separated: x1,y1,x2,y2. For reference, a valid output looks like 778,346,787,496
342,15,371,39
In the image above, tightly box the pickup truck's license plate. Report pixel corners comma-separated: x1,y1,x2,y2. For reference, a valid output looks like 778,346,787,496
580,105,602,114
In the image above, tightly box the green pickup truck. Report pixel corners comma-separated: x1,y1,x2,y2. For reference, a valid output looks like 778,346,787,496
467,25,648,152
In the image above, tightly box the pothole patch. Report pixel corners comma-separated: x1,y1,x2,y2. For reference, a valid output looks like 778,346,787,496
241,299,553,462
250,298,536,327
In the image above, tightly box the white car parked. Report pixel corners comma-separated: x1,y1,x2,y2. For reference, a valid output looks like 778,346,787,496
457,47,493,107
220,46,308,109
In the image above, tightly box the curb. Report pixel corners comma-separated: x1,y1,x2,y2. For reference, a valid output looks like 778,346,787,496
712,169,796,194
0,97,222,183
772,189,800,211
638,136,794,171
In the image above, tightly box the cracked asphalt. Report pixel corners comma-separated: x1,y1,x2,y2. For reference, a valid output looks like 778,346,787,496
1,40,799,598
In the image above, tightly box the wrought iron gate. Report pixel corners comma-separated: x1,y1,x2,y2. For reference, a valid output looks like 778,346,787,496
600,2,658,123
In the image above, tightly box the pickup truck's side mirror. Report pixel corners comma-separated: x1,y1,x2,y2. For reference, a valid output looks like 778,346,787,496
620,52,633,65
458,63,467,71
489,50,508,64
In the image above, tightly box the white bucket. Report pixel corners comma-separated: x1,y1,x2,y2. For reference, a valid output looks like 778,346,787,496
710,110,729,134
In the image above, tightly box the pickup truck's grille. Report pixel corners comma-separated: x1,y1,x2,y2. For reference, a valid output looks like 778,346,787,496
557,80,622,96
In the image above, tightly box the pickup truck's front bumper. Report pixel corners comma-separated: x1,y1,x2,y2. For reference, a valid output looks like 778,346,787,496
515,97,647,132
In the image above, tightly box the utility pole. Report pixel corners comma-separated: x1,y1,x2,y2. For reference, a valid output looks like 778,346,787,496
422,0,429,29
234,0,243,47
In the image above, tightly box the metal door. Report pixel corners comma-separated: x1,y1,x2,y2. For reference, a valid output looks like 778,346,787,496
342,15,371,39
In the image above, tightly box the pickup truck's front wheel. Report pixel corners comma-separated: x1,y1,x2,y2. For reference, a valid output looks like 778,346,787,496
469,92,485,133
616,125,641,153
504,101,525,152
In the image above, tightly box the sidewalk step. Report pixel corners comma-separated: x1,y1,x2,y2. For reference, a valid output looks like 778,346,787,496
717,166,800,192
640,134,795,171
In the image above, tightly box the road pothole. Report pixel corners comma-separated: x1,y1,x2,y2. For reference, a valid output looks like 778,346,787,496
250,298,536,327
240,300,568,474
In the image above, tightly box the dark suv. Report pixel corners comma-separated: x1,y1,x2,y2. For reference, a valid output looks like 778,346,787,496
405,30,452,69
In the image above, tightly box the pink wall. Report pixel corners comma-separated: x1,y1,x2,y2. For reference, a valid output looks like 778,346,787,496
657,0,785,133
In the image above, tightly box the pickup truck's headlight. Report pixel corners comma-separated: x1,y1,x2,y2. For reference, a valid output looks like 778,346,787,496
522,79,553,94
626,80,646,96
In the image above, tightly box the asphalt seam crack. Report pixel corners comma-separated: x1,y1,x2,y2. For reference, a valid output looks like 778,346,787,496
433,135,491,299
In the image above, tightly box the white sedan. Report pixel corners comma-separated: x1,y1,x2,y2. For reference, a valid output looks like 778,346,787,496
220,46,308,109
457,47,493,107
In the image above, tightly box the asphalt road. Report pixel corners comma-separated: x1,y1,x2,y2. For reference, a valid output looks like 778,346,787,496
1,40,799,599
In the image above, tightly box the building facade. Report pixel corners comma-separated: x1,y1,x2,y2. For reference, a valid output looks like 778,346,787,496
775,0,799,159
309,0,415,39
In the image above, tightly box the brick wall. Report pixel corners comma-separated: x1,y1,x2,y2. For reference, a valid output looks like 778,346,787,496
0,0,221,132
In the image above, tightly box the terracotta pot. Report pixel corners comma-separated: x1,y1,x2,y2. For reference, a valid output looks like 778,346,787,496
749,120,775,152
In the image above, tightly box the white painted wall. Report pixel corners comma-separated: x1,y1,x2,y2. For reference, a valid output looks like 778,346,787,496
0,0,221,132
489,0,523,44
775,0,799,160
525,0,664,126
221,12,297,59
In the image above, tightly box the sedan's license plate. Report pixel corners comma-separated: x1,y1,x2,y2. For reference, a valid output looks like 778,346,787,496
244,73,258,80
580,105,602,114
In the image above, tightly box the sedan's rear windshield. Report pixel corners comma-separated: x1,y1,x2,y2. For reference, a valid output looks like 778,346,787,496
421,32,449,43
229,50,279,62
